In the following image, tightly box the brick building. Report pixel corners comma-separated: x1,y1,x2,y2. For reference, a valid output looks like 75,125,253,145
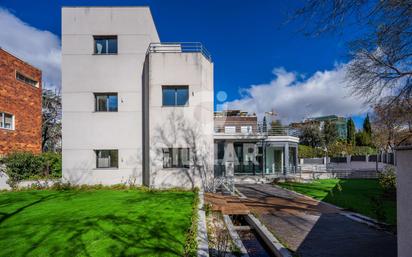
0,48,42,155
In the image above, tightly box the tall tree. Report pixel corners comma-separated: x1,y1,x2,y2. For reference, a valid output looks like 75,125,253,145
347,118,356,145
323,121,338,146
262,116,267,133
291,0,412,107
42,89,62,152
363,114,372,136
300,124,323,147
371,98,412,149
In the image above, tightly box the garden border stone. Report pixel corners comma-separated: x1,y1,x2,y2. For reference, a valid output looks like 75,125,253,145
197,191,209,257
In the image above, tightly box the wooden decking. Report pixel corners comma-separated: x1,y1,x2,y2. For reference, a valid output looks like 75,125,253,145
205,193,250,215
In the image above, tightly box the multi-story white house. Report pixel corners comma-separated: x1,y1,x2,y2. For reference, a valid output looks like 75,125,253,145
62,7,214,188
62,6,298,189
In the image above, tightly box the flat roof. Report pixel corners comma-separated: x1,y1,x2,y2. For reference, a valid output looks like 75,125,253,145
62,6,150,8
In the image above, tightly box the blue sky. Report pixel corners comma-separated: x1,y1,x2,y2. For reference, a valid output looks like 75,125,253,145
0,0,367,128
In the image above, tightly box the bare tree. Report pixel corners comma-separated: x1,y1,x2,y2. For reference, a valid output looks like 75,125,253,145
371,97,412,148
42,89,62,152
291,0,412,106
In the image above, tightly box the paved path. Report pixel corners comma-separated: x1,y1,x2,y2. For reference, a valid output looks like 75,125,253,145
236,184,397,257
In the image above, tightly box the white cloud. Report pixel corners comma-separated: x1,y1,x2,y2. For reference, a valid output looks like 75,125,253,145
222,64,368,124
0,8,61,89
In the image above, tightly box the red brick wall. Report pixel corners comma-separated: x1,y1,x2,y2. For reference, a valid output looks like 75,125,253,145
0,48,42,155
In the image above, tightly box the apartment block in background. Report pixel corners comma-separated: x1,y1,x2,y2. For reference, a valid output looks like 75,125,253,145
0,48,42,155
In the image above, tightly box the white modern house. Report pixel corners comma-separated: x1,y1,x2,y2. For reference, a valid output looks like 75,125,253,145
62,7,214,188
62,6,298,189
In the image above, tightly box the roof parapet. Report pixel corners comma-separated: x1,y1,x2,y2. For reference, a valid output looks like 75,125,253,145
147,42,212,62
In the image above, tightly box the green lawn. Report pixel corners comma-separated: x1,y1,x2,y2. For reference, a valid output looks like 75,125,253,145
0,189,196,257
277,179,396,225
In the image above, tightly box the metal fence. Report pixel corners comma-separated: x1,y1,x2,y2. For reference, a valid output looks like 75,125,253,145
147,42,212,62
214,123,300,137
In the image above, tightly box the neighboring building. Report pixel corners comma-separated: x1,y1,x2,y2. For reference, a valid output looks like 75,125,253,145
62,7,213,188
291,115,347,140
214,110,299,176
0,48,42,155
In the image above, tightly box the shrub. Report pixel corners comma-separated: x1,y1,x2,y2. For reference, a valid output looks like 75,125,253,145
1,152,62,188
41,152,62,178
378,166,396,196
184,191,199,257
352,146,377,156
2,152,43,188
298,145,324,158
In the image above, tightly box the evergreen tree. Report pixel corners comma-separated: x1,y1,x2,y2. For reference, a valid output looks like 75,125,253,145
300,125,323,147
323,121,338,146
347,118,356,145
262,116,267,133
363,114,372,136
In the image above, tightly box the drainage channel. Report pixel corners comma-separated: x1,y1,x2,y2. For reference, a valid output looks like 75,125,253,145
229,215,276,257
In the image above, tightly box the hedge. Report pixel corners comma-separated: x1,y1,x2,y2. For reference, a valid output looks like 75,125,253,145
298,145,324,158
299,144,377,158
0,152,61,188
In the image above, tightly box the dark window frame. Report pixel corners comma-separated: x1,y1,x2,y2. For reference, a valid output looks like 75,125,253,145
163,148,190,168
94,93,118,112
93,35,118,55
162,86,189,107
16,71,38,87
95,149,119,169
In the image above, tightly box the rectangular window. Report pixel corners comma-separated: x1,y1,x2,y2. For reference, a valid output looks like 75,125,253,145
95,150,118,168
94,36,118,54
224,126,236,134
162,86,189,106
163,148,190,168
0,112,14,130
94,93,118,112
241,126,252,134
16,72,38,87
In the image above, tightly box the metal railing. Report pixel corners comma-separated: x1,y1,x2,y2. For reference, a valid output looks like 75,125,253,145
214,123,300,137
147,42,212,62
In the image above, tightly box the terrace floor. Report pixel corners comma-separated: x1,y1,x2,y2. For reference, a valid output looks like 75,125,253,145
236,184,397,257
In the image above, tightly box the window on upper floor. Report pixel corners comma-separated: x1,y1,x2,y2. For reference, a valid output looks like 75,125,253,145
93,36,117,54
0,112,14,130
16,72,38,87
95,149,118,169
241,126,253,134
224,126,236,134
94,93,118,112
163,148,190,168
162,86,189,106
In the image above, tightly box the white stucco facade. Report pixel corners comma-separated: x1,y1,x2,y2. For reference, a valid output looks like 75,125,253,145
62,7,160,185
143,52,214,188
62,7,214,188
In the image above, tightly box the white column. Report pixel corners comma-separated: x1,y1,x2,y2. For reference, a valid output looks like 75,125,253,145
224,142,235,177
284,143,289,174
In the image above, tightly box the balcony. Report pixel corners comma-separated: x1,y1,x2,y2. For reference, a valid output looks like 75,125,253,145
147,42,212,62
214,122,300,140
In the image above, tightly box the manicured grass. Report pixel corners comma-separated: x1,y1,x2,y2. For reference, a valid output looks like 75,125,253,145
0,189,196,257
277,179,396,225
